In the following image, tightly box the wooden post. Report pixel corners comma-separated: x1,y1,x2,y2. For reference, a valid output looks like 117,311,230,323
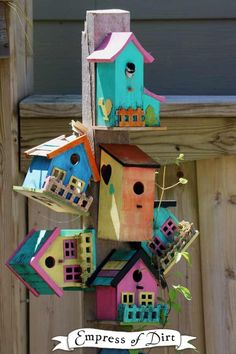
0,1,33,354
81,11,131,348
82,9,130,128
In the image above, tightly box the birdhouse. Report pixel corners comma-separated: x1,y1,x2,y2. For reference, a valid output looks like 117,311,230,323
87,248,168,324
98,144,160,241
6,228,96,296
14,134,100,214
87,32,165,127
142,200,199,275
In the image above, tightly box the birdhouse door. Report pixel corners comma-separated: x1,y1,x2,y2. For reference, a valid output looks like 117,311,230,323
121,167,155,241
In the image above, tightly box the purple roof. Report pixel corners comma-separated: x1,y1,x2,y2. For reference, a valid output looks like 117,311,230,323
87,32,155,63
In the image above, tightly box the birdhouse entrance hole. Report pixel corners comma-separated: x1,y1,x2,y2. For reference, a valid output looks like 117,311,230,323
45,256,55,268
70,153,80,165
133,181,144,195
133,269,143,282
125,62,135,78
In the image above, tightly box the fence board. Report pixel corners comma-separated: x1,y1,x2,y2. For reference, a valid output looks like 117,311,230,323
28,203,84,354
19,96,236,172
197,156,236,354
0,1,33,354
34,19,236,95
34,0,236,20
156,162,205,354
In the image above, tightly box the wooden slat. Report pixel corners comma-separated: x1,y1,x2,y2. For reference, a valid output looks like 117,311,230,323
158,162,205,354
0,3,9,58
33,20,236,95
33,0,236,20
28,203,84,354
0,0,33,353
197,156,236,354
129,116,236,163
20,95,82,118
19,95,236,171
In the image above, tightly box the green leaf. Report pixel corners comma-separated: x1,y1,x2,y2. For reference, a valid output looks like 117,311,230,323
169,288,177,302
171,302,182,313
179,178,188,185
181,251,192,266
175,154,185,166
175,252,182,264
173,285,192,301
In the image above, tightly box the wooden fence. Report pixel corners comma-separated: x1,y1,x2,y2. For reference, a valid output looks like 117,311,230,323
16,95,236,354
1,3,236,353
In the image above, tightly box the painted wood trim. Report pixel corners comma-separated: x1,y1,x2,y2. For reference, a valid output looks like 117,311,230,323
87,32,154,63
30,227,64,297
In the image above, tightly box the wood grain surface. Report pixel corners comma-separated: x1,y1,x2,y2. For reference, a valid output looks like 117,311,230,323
0,1,33,354
20,95,236,172
197,156,236,354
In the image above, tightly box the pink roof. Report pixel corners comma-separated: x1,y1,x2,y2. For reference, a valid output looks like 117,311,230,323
31,227,63,297
87,32,155,63
144,88,166,103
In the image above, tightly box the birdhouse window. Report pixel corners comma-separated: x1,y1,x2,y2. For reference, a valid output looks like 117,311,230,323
161,218,178,239
63,239,77,259
70,153,80,165
133,181,144,195
52,167,66,182
125,62,135,78
64,265,82,282
139,292,154,306
150,238,166,257
122,292,134,305
69,176,85,193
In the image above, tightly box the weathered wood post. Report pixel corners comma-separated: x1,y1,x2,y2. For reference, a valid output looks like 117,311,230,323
0,1,33,353
81,10,132,343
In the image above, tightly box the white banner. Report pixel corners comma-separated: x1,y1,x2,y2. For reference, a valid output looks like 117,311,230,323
52,328,196,351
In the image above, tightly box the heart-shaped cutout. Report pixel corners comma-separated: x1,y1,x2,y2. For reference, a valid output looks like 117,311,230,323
101,164,112,185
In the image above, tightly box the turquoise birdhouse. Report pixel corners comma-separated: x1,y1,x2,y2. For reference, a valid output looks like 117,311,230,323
142,200,199,275
87,32,165,127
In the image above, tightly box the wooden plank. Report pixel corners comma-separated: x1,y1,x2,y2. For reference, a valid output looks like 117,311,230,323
0,0,33,353
20,95,82,118
19,95,236,172
33,0,236,20
20,95,236,118
34,21,84,94
158,162,205,354
28,203,84,354
34,20,236,95
197,156,236,354
129,116,236,163
0,3,9,58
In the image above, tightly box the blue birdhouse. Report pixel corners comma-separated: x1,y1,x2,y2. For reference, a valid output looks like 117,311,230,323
87,32,165,127
14,134,100,214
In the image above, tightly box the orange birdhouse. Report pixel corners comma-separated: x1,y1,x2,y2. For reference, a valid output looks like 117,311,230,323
98,144,160,241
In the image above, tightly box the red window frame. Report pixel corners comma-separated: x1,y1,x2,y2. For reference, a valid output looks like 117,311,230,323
64,265,82,282
63,239,77,259
161,218,177,240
